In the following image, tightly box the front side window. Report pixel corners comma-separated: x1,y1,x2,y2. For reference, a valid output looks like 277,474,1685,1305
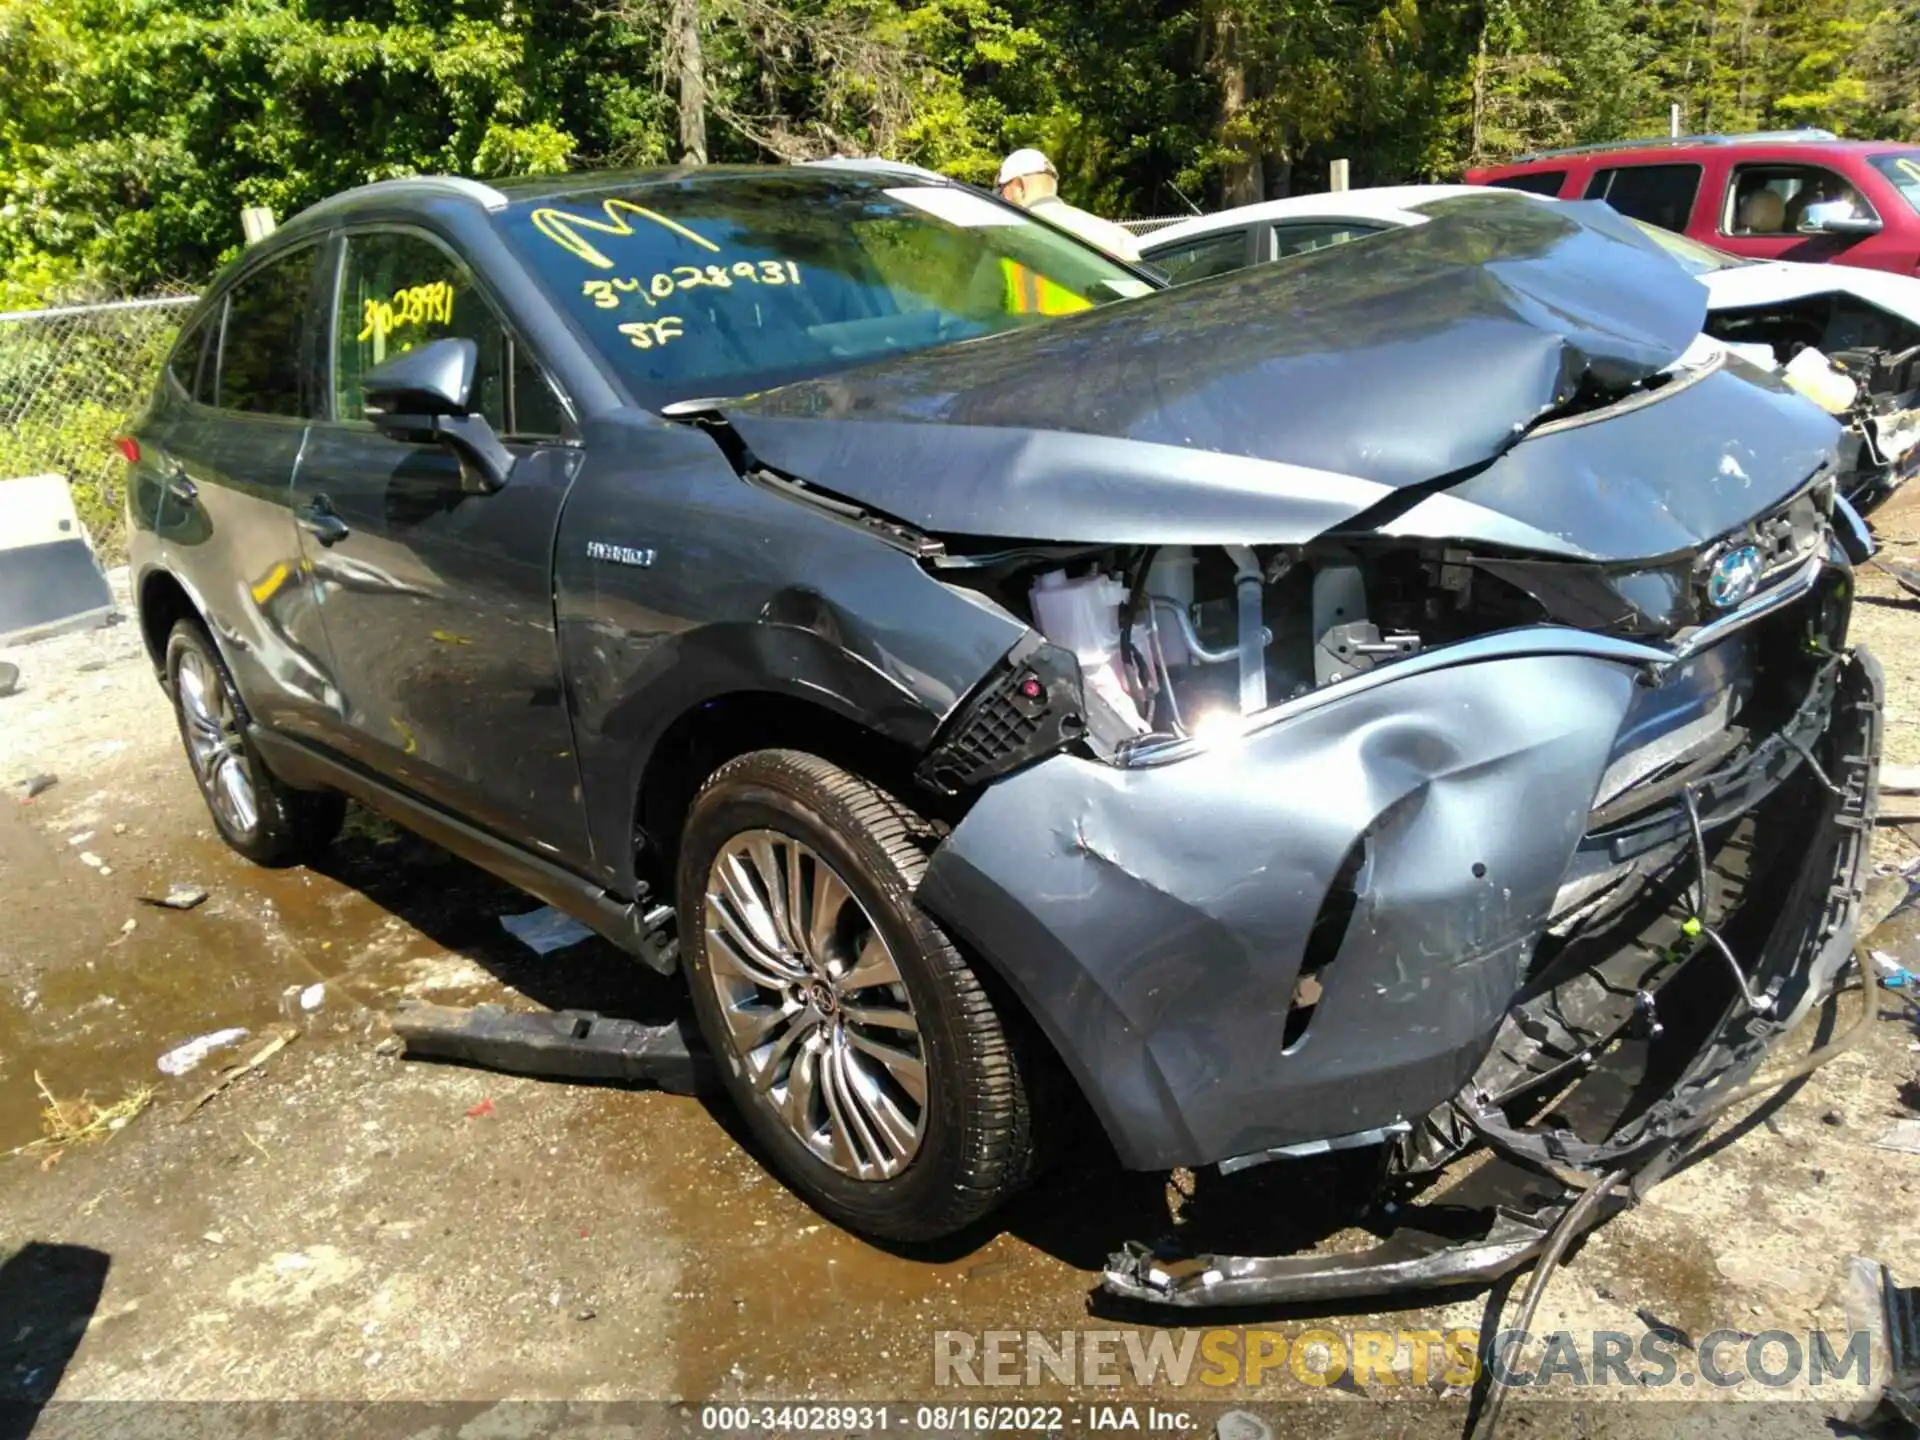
1584,164,1702,232
500,172,1151,407
1271,222,1381,259
1144,229,1251,284
1488,170,1568,197
1725,164,1880,235
217,247,318,417
1868,152,1920,215
333,230,565,438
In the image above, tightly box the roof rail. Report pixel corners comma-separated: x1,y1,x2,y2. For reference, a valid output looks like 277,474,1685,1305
295,176,511,222
1508,128,1839,164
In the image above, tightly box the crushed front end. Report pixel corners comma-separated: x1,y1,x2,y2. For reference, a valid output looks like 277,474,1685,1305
916,469,1879,1307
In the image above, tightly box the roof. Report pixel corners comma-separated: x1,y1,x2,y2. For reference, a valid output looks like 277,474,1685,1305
286,162,961,229
1478,132,1917,172
1137,184,1518,250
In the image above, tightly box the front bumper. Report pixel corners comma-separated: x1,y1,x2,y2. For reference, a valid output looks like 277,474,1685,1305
921,551,1877,1299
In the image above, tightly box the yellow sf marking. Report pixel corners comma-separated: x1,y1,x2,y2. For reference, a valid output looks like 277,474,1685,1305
531,200,720,269
249,562,290,605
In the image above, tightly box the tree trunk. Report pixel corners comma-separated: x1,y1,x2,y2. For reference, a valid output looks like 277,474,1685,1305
673,0,708,165
1210,1,1262,205
1471,26,1486,163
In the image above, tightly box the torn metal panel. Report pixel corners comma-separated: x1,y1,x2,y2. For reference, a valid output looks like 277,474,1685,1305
1376,359,1843,561
918,648,1647,1171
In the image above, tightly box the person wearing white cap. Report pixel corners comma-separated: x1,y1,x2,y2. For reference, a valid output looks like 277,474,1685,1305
995,148,1142,264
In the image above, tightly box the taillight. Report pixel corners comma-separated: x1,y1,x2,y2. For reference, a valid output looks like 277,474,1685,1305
114,436,140,464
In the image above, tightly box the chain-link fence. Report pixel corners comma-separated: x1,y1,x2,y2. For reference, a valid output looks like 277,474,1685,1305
0,294,197,556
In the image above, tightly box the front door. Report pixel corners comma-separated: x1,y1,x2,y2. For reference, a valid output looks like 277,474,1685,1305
291,226,591,866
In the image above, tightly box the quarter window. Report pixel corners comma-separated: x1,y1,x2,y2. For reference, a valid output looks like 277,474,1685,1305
1143,229,1251,284
333,231,565,438
1725,164,1880,235
168,308,220,405
216,247,319,417
1487,170,1568,197
1584,164,1702,232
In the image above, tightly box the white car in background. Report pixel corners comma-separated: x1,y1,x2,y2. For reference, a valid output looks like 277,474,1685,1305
1141,184,1920,510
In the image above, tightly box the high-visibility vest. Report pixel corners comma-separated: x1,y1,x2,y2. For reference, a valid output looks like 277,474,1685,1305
1001,260,1093,316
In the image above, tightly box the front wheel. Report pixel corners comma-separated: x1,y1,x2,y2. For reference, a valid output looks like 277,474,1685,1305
165,619,344,867
677,749,1039,1242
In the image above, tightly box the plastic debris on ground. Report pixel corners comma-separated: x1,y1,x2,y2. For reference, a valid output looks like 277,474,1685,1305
298,983,325,1012
16,773,55,800
1875,1119,1920,1156
498,906,596,955
1872,949,1918,990
156,1028,249,1077
141,883,208,911
465,1097,496,1119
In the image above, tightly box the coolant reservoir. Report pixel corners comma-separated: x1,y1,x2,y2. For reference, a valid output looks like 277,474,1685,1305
1029,570,1147,733
1783,347,1860,415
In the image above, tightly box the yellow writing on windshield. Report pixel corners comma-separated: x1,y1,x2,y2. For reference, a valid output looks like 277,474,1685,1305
1897,158,1920,187
532,199,721,269
582,260,803,310
619,317,686,350
357,282,454,345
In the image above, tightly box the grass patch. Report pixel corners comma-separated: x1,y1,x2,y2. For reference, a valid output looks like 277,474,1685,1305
8,1071,155,1168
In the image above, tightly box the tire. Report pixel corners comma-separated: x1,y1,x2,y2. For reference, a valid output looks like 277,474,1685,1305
165,619,345,867
677,749,1038,1242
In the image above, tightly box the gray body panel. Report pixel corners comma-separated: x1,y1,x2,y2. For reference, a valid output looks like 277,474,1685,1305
920,646,1647,1169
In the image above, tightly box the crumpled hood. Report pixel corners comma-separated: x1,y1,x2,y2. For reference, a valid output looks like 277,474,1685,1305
719,199,1836,556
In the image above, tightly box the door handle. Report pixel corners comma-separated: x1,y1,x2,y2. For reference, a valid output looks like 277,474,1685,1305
295,496,351,547
162,465,196,502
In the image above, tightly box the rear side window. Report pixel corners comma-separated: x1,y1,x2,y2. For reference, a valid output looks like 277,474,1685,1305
1584,164,1701,232
217,246,319,417
1143,229,1250,284
333,229,565,438
1487,170,1567,197
1271,222,1380,259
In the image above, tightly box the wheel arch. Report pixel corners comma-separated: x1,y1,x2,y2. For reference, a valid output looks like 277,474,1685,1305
136,565,205,672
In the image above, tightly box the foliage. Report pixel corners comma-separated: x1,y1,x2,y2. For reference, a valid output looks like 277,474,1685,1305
0,0,1911,295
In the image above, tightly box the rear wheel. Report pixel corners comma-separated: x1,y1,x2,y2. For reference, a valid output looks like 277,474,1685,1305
677,749,1038,1242
165,620,344,866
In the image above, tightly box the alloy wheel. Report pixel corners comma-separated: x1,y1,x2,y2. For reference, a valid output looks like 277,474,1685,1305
702,829,928,1179
176,648,259,836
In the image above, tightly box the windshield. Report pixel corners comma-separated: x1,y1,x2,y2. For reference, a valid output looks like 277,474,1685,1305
1869,152,1920,216
499,171,1152,406
1626,218,1747,275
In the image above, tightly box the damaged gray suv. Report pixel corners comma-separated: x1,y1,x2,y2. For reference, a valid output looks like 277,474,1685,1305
126,164,1882,1301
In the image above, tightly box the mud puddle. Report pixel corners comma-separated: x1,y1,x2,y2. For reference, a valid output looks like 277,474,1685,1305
0,759,675,1155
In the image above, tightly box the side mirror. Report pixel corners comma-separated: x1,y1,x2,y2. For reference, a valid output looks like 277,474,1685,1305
1801,200,1882,238
362,337,514,495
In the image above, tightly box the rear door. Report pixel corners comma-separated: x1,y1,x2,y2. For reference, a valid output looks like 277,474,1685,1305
291,224,591,863
150,241,340,741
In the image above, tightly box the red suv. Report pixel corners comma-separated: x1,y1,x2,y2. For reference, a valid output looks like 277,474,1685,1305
1467,130,1920,275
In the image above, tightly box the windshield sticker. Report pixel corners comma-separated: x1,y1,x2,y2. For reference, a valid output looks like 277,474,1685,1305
884,186,1027,228
1898,158,1920,186
356,281,454,345
582,261,802,311
531,199,722,268
618,317,686,350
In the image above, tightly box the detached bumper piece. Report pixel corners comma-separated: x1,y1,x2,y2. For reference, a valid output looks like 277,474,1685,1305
1105,647,1881,1308
390,1002,717,1096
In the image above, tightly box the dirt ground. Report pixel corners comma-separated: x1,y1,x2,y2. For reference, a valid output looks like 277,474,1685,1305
4,516,1920,1438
